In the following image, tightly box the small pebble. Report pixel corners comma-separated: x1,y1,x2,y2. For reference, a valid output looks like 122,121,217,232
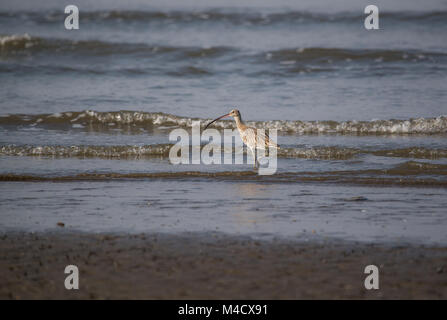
345,196,368,201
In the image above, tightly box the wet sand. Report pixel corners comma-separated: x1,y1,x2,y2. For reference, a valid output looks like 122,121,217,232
0,231,446,299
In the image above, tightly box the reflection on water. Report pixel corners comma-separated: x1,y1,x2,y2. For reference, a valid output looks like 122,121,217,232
231,183,273,226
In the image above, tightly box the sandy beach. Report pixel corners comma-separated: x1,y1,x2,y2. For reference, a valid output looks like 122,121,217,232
1,231,445,299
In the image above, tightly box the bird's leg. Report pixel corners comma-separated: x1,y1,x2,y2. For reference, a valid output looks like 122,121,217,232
254,149,260,169
250,147,257,169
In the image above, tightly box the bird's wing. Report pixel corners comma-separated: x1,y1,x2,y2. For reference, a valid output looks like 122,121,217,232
247,126,279,149
242,127,256,147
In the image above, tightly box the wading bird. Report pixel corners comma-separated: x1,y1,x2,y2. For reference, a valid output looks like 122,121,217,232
205,109,280,168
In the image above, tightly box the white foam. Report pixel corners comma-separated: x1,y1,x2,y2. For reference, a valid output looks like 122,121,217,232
0,33,32,46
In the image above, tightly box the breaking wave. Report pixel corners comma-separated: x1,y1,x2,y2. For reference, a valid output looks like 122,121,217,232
0,34,233,58
0,33,33,49
1,144,447,160
266,47,445,64
0,110,446,135
1,34,444,64
0,144,172,159
2,34,444,77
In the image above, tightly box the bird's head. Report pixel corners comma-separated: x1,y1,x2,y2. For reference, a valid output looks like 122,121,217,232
228,109,240,118
205,108,241,130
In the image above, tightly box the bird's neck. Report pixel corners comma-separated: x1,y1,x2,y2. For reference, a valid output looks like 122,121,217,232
234,115,245,129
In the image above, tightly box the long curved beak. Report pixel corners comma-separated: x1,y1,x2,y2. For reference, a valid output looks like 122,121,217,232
204,113,230,130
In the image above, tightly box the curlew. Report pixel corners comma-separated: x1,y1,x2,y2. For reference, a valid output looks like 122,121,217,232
204,109,280,168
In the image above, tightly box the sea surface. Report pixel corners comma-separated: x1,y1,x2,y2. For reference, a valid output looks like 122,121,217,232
0,0,446,244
